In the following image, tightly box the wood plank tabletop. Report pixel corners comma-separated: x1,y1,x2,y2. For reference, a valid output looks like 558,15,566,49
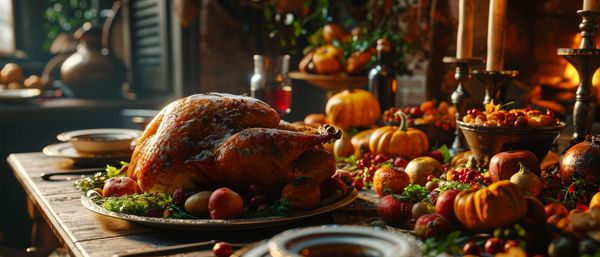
7,153,375,257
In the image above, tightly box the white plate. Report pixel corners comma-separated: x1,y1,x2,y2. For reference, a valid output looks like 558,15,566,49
57,128,142,153
81,189,358,231
43,142,132,166
0,88,41,103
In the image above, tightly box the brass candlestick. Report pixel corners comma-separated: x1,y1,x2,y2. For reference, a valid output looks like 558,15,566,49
557,10,600,144
472,70,518,106
442,57,484,154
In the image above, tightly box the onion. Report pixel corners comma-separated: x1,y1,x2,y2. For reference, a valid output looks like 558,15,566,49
510,163,542,197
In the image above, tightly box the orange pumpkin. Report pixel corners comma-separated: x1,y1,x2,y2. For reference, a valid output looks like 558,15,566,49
345,49,375,75
325,89,380,130
368,112,429,159
454,181,527,231
590,192,600,209
312,45,342,74
350,128,377,157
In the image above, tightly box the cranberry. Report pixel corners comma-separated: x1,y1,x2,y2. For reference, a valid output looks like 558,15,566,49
485,237,506,254
504,239,519,252
463,241,481,255
435,121,442,127
250,194,266,208
363,153,374,161
213,242,233,257
373,154,389,164
441,123,450,131
451,173,459,181
368,166,378,174
352,178,364,190
356,160,365,169
172,187,185,205
546,109,555,118
393,157,408,168
426,174,435,182
410,107,423,116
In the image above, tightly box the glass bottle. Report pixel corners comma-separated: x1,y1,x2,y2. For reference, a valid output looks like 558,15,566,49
368,39,396,112
250,55,292,115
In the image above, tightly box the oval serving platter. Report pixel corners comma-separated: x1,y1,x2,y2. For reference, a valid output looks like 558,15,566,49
81,189,358,231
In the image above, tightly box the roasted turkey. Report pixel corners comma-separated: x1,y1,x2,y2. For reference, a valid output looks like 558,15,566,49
127,93,341,210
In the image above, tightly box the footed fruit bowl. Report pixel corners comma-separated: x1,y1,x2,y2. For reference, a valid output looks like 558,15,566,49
457,121,565,163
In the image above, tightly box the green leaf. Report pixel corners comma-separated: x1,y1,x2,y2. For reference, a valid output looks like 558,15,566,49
436,145,452,164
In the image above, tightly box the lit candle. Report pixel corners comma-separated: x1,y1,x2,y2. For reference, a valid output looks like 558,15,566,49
457,0,474,59
584,0,600,11
486,0,507,71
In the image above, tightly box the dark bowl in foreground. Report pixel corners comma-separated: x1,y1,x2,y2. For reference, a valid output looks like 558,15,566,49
457,121,566,163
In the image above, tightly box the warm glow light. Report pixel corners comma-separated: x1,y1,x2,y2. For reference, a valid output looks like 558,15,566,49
563,34,600,87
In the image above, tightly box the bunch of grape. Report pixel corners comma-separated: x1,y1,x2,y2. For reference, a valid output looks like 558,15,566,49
449,167,491,186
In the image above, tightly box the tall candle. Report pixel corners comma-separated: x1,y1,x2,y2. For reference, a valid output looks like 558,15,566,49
457,0,474,59
584,0,600,11
486,0,507,71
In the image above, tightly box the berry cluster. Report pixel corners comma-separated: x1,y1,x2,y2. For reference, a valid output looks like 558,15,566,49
449,167,491,186
463,102,559,128
383,101,456,131
352,153,408,190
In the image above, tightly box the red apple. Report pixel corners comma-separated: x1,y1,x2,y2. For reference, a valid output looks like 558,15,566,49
435,189,460,222
376,194,412,227
208,188,244,219
414,213,450,239
427,150,444,163
102,177,140,197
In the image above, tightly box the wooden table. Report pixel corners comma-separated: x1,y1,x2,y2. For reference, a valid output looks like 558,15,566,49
7,153,376,257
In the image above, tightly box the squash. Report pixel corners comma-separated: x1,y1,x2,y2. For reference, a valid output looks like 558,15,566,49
345,49,374,75
372,166,410,196
509,163,542,197
590,192,600,209
404,157,443,186
312,45,342,75
454,181,527,231
368,112,429,159
489,150,541,182
326,89,380,130
351,128,377,157
333,132,354,158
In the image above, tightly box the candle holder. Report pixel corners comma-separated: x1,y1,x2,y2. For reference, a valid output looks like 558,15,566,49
557,10,600,145
442,57,484,154
472,70,518,106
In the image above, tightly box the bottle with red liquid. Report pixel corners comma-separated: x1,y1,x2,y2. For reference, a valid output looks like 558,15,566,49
250,55,292,115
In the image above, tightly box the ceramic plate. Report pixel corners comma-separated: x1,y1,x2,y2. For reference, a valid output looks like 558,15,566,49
56,128,142,142
0,88,41,103
81,189,358,231
233,226,423,257
43,142,132,166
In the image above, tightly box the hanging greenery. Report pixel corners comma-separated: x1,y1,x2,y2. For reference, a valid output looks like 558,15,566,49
42,0,100,49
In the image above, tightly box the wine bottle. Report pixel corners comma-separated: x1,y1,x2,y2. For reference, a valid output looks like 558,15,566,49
368,39,396,112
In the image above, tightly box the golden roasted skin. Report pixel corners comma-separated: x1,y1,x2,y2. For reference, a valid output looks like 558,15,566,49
128,93,341,200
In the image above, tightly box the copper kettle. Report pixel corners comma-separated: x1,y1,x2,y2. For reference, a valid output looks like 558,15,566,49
59,2,126,99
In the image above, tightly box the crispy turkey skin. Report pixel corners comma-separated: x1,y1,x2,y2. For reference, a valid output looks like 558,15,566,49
128,93,340,209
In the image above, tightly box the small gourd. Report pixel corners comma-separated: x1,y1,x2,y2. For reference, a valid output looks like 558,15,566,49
509,163,542,197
